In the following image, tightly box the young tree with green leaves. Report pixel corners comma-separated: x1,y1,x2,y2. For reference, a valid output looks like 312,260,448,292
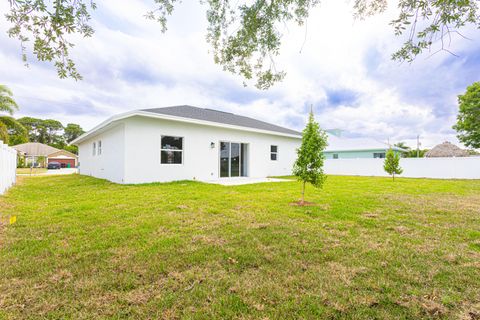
383,149,403,181
453,82,480,150
293,110,328,205
5,1,480,89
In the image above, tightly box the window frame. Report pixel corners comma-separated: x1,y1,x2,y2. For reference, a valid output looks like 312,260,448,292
98,140,102,155
270,145,278,161
333,153,339,159
373,152,386,159
160,135,184,165
92,142,96,156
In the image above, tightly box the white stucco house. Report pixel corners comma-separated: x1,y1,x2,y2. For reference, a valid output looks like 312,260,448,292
72,105,302,184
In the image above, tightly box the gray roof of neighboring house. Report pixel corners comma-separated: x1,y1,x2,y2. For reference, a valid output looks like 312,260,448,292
12,142,60,156
141,105,301,136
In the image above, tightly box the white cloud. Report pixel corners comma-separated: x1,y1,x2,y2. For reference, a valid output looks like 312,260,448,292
1,0,478,149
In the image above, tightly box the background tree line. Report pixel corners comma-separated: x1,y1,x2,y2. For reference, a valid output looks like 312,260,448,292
393,142,429,158
1,85,84,154
8,118,84,154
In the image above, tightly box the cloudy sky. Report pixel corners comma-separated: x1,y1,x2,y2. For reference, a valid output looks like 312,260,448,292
1,0,479,148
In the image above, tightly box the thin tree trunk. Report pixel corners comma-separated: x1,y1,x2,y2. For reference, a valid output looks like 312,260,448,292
301,181,305,205
393,173,395,181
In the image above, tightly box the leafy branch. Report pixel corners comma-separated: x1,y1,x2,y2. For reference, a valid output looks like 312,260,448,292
5,0,480,89
354,0,480,62
6,0,97,80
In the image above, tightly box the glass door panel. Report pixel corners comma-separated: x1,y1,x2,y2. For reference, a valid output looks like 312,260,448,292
230,143,240,177
220,142,230,178
219,142,248,178
241,144,248,177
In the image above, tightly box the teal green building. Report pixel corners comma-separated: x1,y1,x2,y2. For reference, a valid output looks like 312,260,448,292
324,130,407,159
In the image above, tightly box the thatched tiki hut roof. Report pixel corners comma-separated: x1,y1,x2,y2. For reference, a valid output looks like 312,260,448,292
425,141,469,158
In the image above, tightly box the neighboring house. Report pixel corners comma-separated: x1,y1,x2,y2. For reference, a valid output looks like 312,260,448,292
324,130,407,159
13,142,78,168
425,141,469,158
71,105,302,184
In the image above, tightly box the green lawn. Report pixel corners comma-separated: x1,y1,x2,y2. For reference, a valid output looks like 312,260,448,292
16,168,48,175
0,175,479,319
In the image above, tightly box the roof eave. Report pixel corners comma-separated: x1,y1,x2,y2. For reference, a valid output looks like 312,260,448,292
72,110,302,145
71,110,139,145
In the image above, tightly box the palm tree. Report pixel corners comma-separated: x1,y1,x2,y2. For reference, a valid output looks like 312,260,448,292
394,142,410,150
0,85,19,114
0,85,26,144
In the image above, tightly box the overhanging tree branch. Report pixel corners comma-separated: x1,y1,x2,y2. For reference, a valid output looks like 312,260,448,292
5,0,480,89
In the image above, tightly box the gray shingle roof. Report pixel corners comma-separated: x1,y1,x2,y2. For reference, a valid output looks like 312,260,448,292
141,105,301,136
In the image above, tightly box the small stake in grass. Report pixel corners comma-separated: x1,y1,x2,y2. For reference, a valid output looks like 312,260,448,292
383,148,403,181
1,215,16,225
292,106,327,205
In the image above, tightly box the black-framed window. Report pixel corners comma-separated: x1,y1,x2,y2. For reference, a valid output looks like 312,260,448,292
333,153,338,159
161,136,183,164
270,145,278,161
373,152,386,158
98,140,102,155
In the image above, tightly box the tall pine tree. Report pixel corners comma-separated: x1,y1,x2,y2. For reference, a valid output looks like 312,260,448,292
383,149,403,181
293,109,328,204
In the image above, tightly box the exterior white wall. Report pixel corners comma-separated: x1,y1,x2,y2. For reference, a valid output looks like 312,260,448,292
78,123,126,183
0,141,17,195
120,116,300,184
325,157,480,179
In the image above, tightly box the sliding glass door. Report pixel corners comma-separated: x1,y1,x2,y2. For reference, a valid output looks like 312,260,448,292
220,142,230,178
220,142,248,177
230,143,240,177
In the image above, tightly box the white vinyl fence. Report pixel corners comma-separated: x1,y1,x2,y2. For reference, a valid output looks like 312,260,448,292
325,157,480,179
0,141,17,195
